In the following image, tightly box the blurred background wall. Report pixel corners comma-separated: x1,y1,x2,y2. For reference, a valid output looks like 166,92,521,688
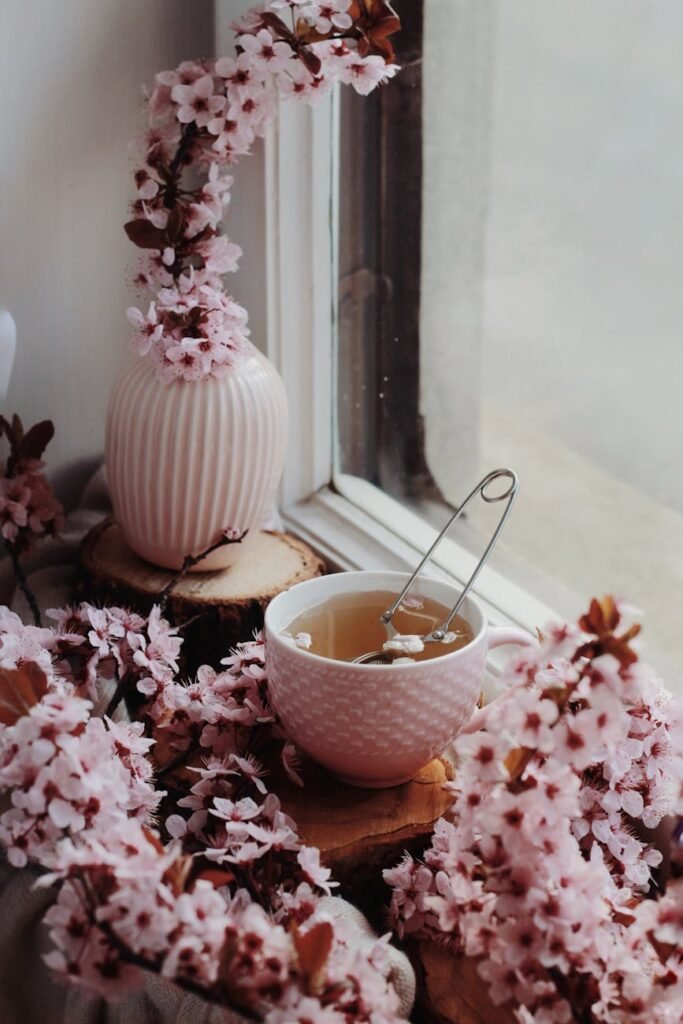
0,0,265,506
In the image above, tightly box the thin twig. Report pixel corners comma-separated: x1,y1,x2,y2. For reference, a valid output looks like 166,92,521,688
4,541,41,626
104,669,127,720
78,878,256,1021
157,741,201,781
164,124,198,211
158,530,247,616
97,918,259,1020
175,611,208,632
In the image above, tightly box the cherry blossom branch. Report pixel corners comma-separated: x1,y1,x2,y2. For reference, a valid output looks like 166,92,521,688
0,414,62,625
386,597,683,1022
0,604,398,1019
166,124,198,204
4,540,41,627
95,917,260,1021
70,870,260,1023
157,529,247,616
124,1,401,385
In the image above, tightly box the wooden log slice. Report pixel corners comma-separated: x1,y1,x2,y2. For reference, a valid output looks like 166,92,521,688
416,941,516,1024
78,519,325,670
275,754,454,920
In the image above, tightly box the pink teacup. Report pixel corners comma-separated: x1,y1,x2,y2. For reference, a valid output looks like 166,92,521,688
264,570,535,788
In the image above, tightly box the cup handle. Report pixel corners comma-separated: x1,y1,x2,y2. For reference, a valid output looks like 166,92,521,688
459,625,538,735
487,625,538,650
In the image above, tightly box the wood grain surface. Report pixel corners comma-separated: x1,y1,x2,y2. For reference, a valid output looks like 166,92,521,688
78,519,325,669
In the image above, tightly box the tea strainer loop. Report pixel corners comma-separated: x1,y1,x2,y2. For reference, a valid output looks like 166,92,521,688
353,468,518,664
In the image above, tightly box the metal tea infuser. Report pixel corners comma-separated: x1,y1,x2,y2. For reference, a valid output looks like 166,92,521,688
352,468,519,665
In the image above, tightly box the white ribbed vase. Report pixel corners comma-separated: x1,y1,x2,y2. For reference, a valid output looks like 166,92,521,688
105,346,288,571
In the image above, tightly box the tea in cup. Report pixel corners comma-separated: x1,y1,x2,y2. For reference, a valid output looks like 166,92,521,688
281,587,474,664
264,570,535,788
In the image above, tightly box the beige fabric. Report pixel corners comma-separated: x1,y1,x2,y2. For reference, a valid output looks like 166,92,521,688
65,976,239,1024
0,860,68,1024
318,896,416,1016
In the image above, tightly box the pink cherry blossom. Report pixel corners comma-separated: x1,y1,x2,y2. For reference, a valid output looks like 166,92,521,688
297,846,338,896
171,75,225,128
497,688,559,752
281,742,304,786
134,167,159,200
127,303,163,355
0,478,28,540
215,53,265,101
338,55,399,95
162,340,206,382
276,61,318,102
196,233,243,276
308,1,353,34
227,753,268,794
237,30,293,73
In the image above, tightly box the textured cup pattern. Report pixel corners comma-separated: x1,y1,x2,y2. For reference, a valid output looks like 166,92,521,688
106,347,288,571
265,632,486,786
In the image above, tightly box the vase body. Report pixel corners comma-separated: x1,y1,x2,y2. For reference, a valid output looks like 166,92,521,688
105,346,288,571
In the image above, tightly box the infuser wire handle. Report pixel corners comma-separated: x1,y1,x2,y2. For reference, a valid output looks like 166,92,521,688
380,468,519,640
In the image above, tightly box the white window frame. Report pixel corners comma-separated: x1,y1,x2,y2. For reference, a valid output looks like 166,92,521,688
216,1,555,644
216,2,683,693
258,89,555,645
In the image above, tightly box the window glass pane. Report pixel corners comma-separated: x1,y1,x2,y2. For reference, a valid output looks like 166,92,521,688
336,0,683,671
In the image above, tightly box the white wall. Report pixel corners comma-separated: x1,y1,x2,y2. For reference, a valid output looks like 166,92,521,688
0,0,214,504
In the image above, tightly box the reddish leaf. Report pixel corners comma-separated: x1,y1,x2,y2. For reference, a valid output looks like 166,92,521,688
217,933,254,1010
603,634,640,668
0,663,49,726
298,46,322,77
292,920,333,990
504,746,533,782
124,218,168,250
184,225,212,248
260,11,295,42
0,414,20,454
362,0,401,39
574,595,641,668
10,414,23,445
194,867,236,888
164,853,194,895
141,826,166,855
350,0,401,61
16,420,54,464
579,596,619,636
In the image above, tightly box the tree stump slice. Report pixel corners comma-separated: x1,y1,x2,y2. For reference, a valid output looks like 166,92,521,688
274,755,504,1022
271,753,454,932
278,755,453,881
78,519,325,670
415,942,516,1024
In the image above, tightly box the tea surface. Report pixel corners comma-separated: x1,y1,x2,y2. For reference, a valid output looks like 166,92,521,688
283,589,474,663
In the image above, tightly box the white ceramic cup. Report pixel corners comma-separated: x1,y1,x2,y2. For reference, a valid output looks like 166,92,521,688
264,570,536,788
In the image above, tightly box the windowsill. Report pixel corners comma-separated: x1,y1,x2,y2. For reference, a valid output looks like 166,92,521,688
284,483,683,693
